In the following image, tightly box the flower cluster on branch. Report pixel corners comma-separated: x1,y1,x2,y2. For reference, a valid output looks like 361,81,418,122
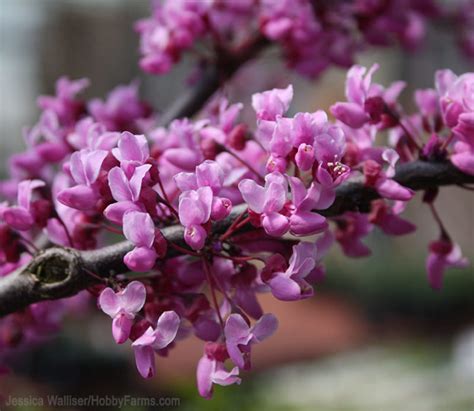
0,0,472,399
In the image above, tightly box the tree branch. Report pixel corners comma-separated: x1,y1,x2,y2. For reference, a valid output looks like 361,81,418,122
0,160,472,317
158,35,269,127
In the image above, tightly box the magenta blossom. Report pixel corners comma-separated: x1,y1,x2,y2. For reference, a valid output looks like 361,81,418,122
178,186,213,250
112,131,150,170
175,160,232,221
435,70,474,128
99,281,146,344
67,118,120,151
224,313,278,369
313,125,351,197
330,64,405,128
426,239,469,290
451,112,474,175
369,200,416,236
335,212,373,257
287,176,328,235
363,149,414,201
157,118,206,171
104,164,151,224
175,160,224,194
239,172,290,237
197,342,241,400
252,85,293,121
2,179,46,231
57,149,108,210
24,110,69,163
123,211,158,272
37,76,89,125
132,311,180,378
262,242,320,301
89,82,151,132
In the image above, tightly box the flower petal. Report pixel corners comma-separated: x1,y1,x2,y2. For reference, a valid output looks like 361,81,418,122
123,211,155,248
154,310,180,349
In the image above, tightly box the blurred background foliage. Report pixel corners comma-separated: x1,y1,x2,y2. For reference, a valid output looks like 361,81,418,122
0,1,473,410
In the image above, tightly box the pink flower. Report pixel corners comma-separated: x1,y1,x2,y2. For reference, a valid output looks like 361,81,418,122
67,118,120,151
426,239,469,290
123,211,158,272
24,110,69,163
414,88,439,118
2,179,46,231
224,313,278,369
132,311,180,378
175,160,224,195
262,242,319,301
363,149,414,201
369,200,416,236
57,149,108,210
89,82,151,132
200,97,243,147
136,1,207,74
112,132,150,168
37,76,89,125
331,64,405,128
335,212,373,257
252,85,293,121
239,172,290,237
104,164,151,224
451,112,474,175
99,281,147,344
159,119,205,171
435,70,474,128
178,186,213,250
287,177,327,235
197,342,241,399
175,160,232,221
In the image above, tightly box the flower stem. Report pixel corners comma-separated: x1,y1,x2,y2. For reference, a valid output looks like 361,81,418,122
202,257,225,331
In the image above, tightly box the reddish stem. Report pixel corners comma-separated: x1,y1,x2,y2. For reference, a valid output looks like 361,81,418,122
223,147,265,183
219,209,247,241
428,203,450,240
202,257,225,331
169,241,201,257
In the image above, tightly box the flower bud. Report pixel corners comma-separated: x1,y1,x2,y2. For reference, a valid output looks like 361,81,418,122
211,197,232,221
295,143,315,171
228,124,248,151
266,155,287,173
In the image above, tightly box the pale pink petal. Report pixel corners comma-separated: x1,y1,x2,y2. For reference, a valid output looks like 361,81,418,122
112,313,133,344
238,179,265,213
197,356,214,399
251,313,278,342
153,310,180,349
108,167,133,202
124,246,157,272
330,102,369,129
129,164,151,201
376,178,414,201
262,212,290,237
133,345,155,378
98,287,121,318
57,185,98,210
17,179,45,210
3,207,34,231
120,281,147,313
104,201,144,225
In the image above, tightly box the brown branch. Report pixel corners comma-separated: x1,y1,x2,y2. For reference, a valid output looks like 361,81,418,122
0,35,272,318
158,35,269,127
0,160,472,317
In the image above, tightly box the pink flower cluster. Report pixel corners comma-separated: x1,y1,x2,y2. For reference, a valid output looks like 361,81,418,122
0,62,472,397
136,0,472,78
